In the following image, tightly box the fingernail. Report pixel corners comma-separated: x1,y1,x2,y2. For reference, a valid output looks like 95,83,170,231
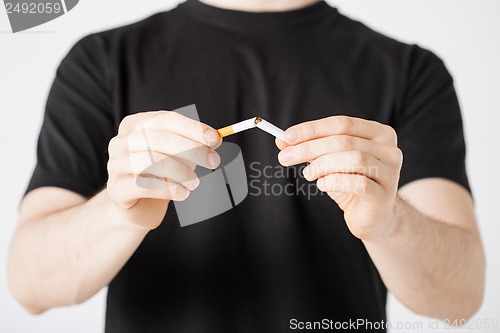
208,151,220,168
303,166,310,178
204,130,219,146
278,149,292,164
186,177,200,190
179,189,190,201
284,129,298,143
173,184,190,201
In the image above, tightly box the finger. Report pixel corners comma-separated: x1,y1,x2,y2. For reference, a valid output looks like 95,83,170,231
109,135,202,171
119,111,222,148
109,177,191,209
118,112,164,135
275,137,288,150
283,116,397,146
131,152,199,190
134,175,191,200
128,129,221,169
109,151,200,191
302,151,389,185
316,173,382,197
278,135,392,166
142,111,222,147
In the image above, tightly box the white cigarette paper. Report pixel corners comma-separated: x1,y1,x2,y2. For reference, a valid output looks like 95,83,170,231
217,117,256,137
254,118,285,141
232,118,256,133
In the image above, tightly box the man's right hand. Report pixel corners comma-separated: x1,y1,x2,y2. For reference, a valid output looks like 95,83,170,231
106,111,222,230
9,111,221,312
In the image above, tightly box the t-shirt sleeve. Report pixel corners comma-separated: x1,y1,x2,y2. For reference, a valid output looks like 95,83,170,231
26,34,115,198
395,46,470,192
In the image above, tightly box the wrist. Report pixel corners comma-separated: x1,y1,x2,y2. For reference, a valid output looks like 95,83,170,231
385,195,403,238
103,189,159,233
363,196,402,243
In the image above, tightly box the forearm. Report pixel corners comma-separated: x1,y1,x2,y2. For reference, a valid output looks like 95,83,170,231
8,189,151,314
363,195,485,320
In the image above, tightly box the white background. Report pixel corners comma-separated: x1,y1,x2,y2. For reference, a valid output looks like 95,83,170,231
1,1,499,332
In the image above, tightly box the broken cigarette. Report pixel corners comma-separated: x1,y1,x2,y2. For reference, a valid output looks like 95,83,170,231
254,117,285,141
217,117,256,137
217,117,285,141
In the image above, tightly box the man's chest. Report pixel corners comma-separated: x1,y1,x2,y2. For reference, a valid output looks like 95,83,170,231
115,40,395,129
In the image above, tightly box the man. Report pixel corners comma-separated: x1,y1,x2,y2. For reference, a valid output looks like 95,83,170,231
8,0,484,332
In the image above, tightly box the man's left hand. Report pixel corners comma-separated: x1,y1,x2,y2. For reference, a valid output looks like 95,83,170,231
276,116,403,241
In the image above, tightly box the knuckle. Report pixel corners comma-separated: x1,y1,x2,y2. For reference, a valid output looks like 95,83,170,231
336,116,353,132
166,111,201,138
108,137,118,154
394,147,403,162
118,115,135,133
309,122,319,138
389,147,403,166
351,150,365,166
163,111,178,122
302,142,314,160
109,136,127,155
187,122,202,139
385,125,398,142
106,158,121,177
121,115,133,126
107,156,127,180
338,135,354,150
106,160,115,178
162,111,187,130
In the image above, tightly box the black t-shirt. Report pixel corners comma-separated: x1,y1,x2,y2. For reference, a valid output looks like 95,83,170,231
27,1,470,332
